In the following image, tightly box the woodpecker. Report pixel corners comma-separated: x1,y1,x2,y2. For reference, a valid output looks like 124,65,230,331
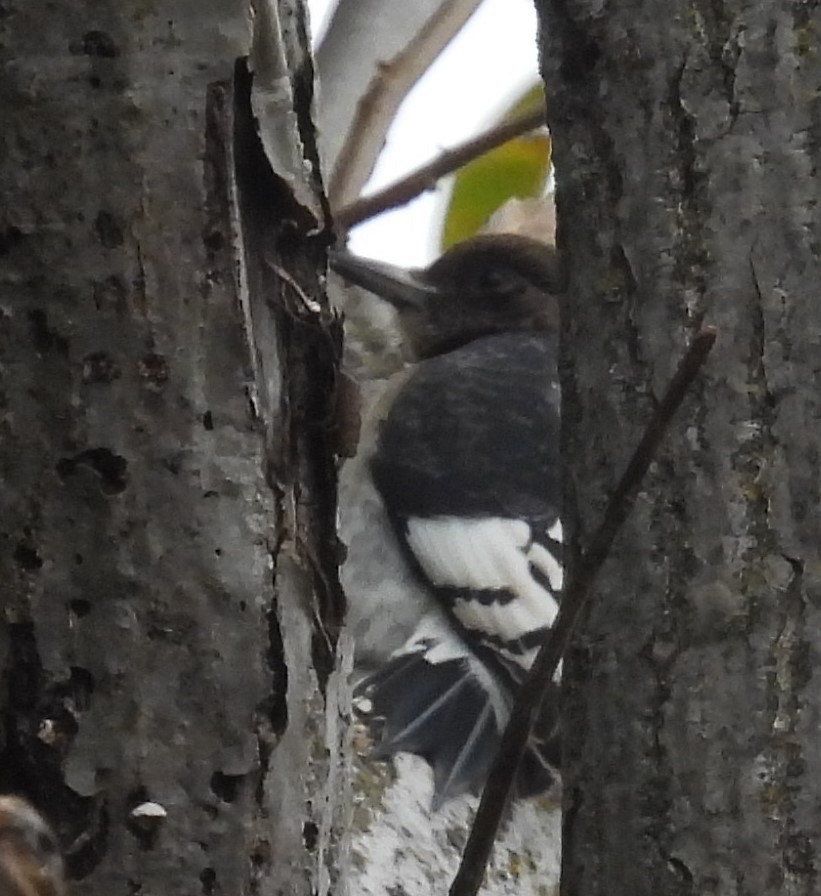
333,234,565,808
0,796,64,896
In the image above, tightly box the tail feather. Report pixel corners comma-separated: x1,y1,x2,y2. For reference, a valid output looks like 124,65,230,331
354,615,561,806
355,648,503,804
516,682,561,798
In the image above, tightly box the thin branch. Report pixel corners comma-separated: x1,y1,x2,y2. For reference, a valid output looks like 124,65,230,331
328,0,483,208
333,107,546,232
449,327,718,896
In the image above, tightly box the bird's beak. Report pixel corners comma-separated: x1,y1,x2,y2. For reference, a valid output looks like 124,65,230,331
329,249,438,311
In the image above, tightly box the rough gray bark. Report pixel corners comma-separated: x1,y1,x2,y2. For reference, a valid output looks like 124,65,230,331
535,1,821,894
0,3,346,895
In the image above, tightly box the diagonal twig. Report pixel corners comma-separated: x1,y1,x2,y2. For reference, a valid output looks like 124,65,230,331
327,0,483,209
448,327,718,896
332,106,546,232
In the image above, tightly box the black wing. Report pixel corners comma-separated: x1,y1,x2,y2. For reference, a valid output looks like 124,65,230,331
359,333,562,804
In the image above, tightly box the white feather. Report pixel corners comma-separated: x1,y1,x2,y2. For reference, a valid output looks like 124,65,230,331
396,611,469,664
527,542,563,593
404,516,562,668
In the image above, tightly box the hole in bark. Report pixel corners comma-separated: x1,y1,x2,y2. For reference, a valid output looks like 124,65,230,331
45,668,94,737
203,230,223,251
82,352,121,384
5,622,42,710
94,210,123,248
69,599,91,617
250,844,269,869
162,454,182,475
0,226,23,255
202,411,214,430
560,23,601,83
138,353,169,391
69,30,120,57
14,542,43,570
302,821,318,851
261,602,288,737
28,309,68,354
66,667,95,711
200,868,216,895
92,275,126,311
56,448,128,495
209,772,242,803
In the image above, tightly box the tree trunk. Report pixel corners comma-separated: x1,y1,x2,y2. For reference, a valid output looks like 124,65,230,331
536,1,821,893
0,3,346,895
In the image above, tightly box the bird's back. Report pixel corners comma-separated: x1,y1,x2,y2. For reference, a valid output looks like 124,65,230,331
372,332,560,525
354,331,563,804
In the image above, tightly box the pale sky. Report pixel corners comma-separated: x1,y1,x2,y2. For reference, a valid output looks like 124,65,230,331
307,0,540,267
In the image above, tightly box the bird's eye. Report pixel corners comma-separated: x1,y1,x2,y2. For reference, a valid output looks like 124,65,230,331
474,268,517,295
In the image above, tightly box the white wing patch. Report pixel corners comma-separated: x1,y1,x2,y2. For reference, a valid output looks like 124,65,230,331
528,542,563,593
404,516,562,669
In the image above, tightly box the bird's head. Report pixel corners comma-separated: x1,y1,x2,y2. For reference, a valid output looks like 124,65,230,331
330,234,563,359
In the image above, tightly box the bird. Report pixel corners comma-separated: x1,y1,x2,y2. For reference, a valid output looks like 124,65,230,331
0,795,64,896
332,233,565,808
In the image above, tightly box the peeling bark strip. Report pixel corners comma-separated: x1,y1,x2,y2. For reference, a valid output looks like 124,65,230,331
536,1,821,894
0,4,343,895
229,57,344,682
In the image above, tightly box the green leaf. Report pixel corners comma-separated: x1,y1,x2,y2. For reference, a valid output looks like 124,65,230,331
440,85,551,250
